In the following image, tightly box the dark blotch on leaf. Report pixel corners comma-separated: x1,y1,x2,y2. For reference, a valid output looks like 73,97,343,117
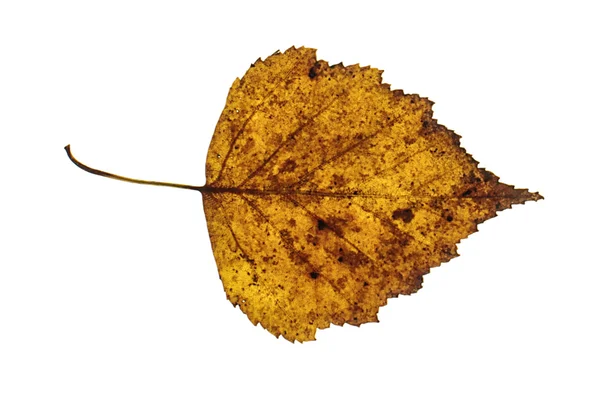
308,60,326,79
392,208,414,223
481,169,494,182
317,219,327,230
310,271,320,279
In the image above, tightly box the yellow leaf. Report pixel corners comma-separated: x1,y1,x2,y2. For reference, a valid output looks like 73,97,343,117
65,46,542,342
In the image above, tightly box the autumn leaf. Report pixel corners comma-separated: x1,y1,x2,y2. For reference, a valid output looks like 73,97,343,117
65,46,542,342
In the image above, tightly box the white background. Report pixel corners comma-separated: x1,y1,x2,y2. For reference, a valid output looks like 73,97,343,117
1,1,598,392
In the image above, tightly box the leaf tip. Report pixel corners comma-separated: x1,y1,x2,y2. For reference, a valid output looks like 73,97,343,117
528,190,544,202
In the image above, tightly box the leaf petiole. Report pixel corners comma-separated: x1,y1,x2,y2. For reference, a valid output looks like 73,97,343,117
64,145,206,192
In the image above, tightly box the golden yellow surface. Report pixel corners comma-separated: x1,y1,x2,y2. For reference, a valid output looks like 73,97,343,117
202,47,541,342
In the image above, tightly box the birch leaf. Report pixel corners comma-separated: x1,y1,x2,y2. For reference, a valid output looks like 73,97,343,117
201,47,542,341
66,46,542,342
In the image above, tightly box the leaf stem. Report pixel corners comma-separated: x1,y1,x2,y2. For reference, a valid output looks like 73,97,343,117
64,145,206,192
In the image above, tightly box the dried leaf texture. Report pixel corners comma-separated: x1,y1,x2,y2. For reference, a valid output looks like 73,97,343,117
202,47,541,342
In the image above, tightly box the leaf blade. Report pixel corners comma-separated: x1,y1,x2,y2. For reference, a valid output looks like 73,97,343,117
202,47,541,342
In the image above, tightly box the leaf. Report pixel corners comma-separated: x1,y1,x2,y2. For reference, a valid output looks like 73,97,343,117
201,47,541,342
65,46,542,343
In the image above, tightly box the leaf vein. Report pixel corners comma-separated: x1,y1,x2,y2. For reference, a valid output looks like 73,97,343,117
239,194,343,294
213,58,306,185
236,91,344,188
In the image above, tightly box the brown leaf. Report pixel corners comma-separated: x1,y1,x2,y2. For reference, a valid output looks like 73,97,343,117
65,46,542,343
201,47,542,342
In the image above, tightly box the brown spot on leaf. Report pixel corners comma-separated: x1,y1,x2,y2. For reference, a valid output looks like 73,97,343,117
337,248,365,268
308,60,326,79
280,158,297,173
392,208,414,223
317,219,327,230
